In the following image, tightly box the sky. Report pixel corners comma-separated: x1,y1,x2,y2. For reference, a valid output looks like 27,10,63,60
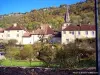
0,0,83,15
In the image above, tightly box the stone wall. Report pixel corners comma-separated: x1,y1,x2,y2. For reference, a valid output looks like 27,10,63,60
0,67,97,75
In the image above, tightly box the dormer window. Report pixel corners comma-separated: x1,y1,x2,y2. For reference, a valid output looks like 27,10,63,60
17,30,19,32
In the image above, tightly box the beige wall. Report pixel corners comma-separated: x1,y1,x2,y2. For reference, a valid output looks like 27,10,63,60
0,30,52,45
22,37,32,44
22,35,41,45
0,32,4,40
62,30,96,44
4,30,26,44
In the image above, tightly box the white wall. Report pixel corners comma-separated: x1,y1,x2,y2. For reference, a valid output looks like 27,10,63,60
62,30,96,44
22,37,32,44
33,35,40,43
4,30,26,44
0,32,4,40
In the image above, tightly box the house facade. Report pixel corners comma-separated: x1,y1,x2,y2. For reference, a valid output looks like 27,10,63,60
61,25,96,44
0,23,54,45
0,28,4,40
61,6,96,44
4,23,27,44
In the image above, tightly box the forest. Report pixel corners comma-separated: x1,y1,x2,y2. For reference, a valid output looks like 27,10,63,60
0,0,99,30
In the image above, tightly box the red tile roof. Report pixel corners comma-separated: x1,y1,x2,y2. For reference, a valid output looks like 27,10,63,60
62,25,95,31
5,24,27,30
33,28,44,35
23,32,31,37
42,24,54,34
0,28,4,33
32,24,54,35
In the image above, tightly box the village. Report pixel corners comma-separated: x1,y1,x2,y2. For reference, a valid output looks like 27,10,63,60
0,0,98,74
0,6,96,72
0,7,96,45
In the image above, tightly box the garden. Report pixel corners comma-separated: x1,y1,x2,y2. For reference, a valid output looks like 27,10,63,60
0,38,96,69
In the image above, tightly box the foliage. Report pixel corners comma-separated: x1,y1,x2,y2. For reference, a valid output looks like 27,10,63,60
20,45,33,60
20,45,34,66
37,43,56,67
54,39,96,68
5,47,20,60
5,47,20,65
0,0,97,30
54,43,78,68
8,39,17,46
0,38,96,68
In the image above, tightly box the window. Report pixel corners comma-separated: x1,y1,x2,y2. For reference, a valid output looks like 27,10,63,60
66,39,69,42
17,34,19,37
63,31,66,34
92,31,94,35
8,34,10,37
72,31,74,35
17,30,19,32
69,31,74,35
86,31,88,35
78,31,80,35
69,31,71,34
2,35,3,37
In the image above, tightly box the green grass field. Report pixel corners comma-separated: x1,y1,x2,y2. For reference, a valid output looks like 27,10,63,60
0,59,44,67
0,59,96,68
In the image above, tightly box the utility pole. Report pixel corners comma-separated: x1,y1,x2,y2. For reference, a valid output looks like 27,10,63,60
95,0,99,73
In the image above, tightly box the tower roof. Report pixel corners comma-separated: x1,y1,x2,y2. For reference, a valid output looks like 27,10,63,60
64,5,70,23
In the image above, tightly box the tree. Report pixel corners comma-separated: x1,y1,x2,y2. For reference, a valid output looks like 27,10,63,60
20,45,33,66
8,39,17,47
54,43,79,68
5,47,20,65
54,39,96,68
37,43,56,67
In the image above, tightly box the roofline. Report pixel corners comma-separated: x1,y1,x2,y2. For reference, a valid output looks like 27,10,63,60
62,30,96,31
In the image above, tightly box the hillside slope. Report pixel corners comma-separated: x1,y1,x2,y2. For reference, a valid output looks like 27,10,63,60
0,0,98,30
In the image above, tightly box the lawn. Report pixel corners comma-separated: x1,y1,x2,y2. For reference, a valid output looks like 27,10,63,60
0,59,96,68
0,59,44,67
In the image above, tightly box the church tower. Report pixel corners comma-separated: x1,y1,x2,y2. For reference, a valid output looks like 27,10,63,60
62,5,71,30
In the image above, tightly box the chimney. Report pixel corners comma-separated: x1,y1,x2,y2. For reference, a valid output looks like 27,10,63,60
49,25,52,28
88,23,90,25
13,23,17,27
62,23,69,30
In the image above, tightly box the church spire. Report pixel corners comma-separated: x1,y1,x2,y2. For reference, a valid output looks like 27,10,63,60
62,5,70,30
64,5,70,23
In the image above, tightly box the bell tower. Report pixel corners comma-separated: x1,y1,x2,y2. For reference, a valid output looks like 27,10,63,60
62,5,71,30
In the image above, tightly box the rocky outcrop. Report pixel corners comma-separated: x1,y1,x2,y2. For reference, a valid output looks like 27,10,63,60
0,67,97,75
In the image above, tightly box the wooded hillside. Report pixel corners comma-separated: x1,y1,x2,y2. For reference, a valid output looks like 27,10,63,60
0,0,98,30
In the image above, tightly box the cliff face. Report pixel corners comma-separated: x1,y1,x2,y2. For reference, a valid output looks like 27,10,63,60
0,67,96,75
